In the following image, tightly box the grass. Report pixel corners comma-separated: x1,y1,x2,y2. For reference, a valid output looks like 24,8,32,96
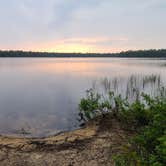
79,75,166,166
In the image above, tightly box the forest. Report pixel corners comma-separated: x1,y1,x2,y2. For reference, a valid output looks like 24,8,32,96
0,49,166,58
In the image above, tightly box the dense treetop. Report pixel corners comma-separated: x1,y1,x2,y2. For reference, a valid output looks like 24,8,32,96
0,49,166,58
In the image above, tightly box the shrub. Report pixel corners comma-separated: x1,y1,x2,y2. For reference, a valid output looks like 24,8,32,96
79,87,166,166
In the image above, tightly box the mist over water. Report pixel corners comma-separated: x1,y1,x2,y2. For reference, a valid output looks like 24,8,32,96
0,58,165,137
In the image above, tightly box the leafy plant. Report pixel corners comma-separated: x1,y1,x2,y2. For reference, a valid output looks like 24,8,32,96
79,88,101,120
79,85,166,166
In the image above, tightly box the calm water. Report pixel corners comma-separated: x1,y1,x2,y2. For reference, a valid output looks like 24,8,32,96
0,58,165,137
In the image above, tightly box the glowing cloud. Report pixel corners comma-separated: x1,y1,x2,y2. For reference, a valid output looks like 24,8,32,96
0,0,166,52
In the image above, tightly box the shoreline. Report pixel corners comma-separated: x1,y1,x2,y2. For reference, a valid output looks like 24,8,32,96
0,117,133,166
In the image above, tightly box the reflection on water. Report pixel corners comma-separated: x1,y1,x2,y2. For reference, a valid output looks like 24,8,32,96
0,58,165,137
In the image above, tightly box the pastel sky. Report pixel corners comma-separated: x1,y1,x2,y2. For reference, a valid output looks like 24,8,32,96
0,0,166,53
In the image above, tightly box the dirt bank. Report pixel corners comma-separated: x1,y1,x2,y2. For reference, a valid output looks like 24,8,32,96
0,117,133,166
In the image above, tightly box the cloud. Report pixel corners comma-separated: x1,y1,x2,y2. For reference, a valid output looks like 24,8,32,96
51,0,102,26
55,37,128,46
0,0,165,52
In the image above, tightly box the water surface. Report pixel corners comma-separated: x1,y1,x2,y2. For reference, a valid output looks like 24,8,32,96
0,58,165,137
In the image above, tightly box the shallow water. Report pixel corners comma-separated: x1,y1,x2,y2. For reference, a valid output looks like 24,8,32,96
0,58,165,137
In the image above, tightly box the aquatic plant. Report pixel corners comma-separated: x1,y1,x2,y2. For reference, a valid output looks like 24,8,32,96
79,75,166,166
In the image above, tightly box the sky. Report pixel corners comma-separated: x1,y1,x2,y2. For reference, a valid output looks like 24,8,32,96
0,0,166,53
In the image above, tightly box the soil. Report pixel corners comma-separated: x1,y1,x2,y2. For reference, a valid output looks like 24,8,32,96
0,117,133,166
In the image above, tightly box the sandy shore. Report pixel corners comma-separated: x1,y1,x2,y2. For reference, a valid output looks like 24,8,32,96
0,117,133,166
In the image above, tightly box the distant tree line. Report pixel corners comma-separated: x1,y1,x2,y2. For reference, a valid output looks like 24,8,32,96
0,49,166,58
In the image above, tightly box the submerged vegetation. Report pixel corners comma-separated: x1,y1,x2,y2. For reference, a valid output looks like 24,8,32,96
79,75,166,166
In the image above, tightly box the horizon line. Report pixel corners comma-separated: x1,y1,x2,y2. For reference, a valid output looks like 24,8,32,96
0,48,166,54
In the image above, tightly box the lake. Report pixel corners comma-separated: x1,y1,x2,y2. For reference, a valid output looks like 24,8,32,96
0,58,165,137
